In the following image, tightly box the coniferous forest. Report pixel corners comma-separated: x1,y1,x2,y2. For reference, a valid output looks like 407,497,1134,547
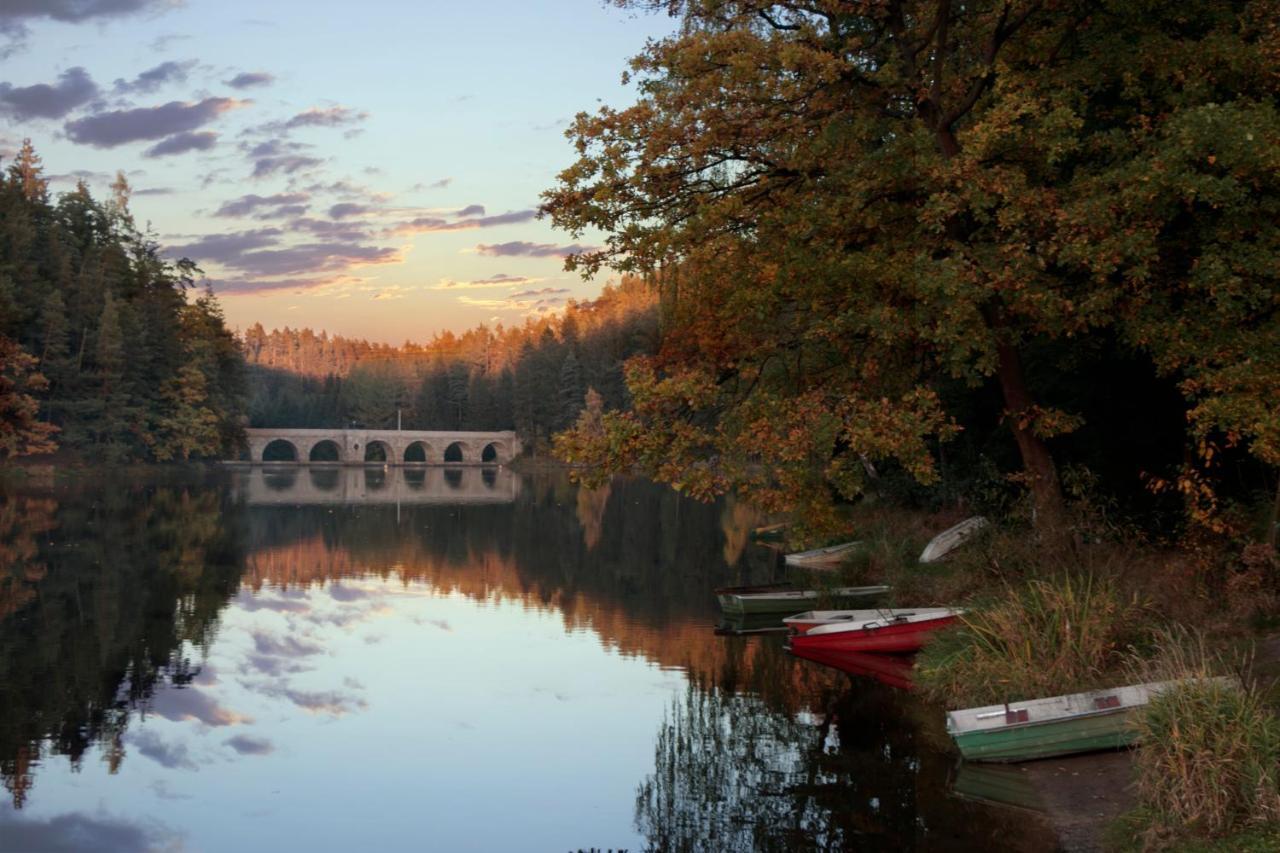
0,141,246,462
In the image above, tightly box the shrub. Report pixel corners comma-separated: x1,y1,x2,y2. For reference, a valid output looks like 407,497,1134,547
915,572,1150,707
1123,632,1280,849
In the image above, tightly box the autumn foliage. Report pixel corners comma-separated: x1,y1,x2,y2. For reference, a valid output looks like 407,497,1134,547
546,0,1280,530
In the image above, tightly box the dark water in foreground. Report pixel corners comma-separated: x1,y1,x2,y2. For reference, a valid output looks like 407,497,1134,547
0,466,1057,852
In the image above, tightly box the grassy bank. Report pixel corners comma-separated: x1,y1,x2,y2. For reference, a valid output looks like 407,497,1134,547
806,501,1280,850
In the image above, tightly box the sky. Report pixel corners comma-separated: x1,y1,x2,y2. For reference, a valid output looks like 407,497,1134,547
0,1,676,343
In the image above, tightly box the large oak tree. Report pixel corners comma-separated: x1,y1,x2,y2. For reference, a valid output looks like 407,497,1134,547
545,0,1280,528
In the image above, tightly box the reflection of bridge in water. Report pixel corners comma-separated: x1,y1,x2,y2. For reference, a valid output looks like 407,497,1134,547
234,465,520,505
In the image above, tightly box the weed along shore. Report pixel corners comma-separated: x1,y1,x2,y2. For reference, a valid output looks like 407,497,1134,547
726,502,1280,852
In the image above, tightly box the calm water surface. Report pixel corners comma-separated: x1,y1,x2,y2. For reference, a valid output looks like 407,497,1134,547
0,466,1057,851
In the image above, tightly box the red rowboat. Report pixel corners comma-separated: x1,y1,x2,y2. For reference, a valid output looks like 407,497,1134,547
788,646,916,690
787,608,962,654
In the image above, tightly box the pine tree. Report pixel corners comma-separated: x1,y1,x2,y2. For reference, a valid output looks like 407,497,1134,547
558,351,585,431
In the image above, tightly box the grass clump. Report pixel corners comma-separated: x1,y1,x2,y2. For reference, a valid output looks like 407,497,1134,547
1119,631,1280,850
915,572,1150,707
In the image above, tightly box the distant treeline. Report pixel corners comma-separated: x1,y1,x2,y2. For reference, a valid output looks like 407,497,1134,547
243,275,659,447
0,141,246,462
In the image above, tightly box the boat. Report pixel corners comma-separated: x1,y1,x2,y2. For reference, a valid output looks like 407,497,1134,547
787,608,962,653
715,584,891,615
945,678,1233,763
783,540,861,568
783,608,922,634
788,646,916,690
919,516,988,563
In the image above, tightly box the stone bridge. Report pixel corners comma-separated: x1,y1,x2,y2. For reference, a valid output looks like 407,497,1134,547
242,428,521,465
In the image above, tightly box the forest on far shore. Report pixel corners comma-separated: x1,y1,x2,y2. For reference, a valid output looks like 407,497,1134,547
241,275,659,448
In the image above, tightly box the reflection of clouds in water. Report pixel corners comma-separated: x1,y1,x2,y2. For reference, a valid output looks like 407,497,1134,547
149,779,192,801
411,616,452,631
235,589,311,613
293,601,392,629
241,653,312,678
251,630,323,658
224,734,274,756
128,729,198,771
328,582,369,602
258,684,368,716
192,664,219,687
149,687,251,727
0,803,183,853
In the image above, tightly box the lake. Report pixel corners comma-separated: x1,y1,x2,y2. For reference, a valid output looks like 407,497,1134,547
0,466,1057,851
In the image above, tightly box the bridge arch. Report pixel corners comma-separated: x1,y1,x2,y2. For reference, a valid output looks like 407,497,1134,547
309,439,342,462
480,442,501,464
443,441,468,464
403,441,429,464
364,440,392,463
261,438,299,462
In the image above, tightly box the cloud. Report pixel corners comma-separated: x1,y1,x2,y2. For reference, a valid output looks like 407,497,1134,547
282,106,365,129
128,729,198,770
65,97,244,147
328,202,370,219
0,0,172,28
226,71,274,89
510,287,570,299
208,275,351,296
0,67,99,120
215,192,310,218
149,687,250,727
167,227,284,260
392,209,536,235
432,273,542,290
225,734,274,755
114,59,194,94
145,130,217,157
455,204,485,217
134,186,175,196
252,154,323,178
474,241,597,258
0,803,182,853
253,105,366,136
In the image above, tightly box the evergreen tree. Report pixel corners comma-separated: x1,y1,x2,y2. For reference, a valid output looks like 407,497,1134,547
558,351,585,431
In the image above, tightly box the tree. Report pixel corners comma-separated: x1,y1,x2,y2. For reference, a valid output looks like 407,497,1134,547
544,0,1280,527
0,337,57,458
558,350,585,431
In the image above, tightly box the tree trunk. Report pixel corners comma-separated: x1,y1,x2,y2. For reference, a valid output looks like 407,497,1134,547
995,340,1064,525
1267,470,1280,549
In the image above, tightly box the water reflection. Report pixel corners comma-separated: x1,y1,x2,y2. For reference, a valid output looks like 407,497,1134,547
0,469,1055,850
234,464,519,505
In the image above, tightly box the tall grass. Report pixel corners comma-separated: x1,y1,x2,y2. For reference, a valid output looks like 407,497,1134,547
1121,631,1280,849
916,572,1151,707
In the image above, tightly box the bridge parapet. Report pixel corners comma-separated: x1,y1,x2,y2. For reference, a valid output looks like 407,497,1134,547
241,429,522,465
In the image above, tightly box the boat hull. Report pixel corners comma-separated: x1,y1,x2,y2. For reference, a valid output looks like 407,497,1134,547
717,586,889,615
789,615,957,653
951,708,1137,763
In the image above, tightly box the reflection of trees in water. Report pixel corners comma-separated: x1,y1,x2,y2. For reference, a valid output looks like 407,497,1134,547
0,496,57,623
0,473,244,808
638,679,1058,852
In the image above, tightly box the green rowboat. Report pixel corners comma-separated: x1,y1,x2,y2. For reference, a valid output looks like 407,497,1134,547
946,678,1232,763
715,583,890,615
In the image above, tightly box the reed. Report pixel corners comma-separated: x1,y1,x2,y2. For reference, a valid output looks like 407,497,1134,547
915,572,1150,707
1121,630,1280,849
